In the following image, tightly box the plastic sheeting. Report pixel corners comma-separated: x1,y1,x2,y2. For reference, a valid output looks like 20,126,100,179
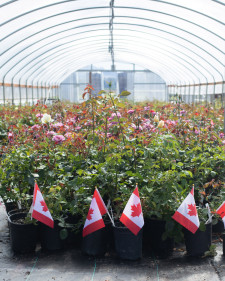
0,0,225,87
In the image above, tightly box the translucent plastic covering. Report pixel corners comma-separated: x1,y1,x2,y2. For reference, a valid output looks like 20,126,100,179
0,0,225,87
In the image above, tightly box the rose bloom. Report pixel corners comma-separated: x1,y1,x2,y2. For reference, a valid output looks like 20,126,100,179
31,124,41,130
144,106,150,111
36,113,43,118
127,109,135,114
180,110,186,116
194,130,200,135
74,126,82,130
65,132,72,138
52,135,65,144
53,122,64,128
158,120,165,128
110,112,121,119
219,133,224,138
8,132,14,142
154,114,159,122
47,131,56,137
41,113,52,124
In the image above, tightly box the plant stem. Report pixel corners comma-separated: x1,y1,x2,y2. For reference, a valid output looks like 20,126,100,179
109,93,126,146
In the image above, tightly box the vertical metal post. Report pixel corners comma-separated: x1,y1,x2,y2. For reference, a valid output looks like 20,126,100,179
165,84,168,102
198,84,201,105
133,64,135,103
188,84,191,104
193,84,195,105
223,81,225,133
37,83,39,100
32,81,34,104
11,81,14,105
184,85,186,103
19,80,22,106
205,83,208,106
3,80,6,105
222,81,225,108
25,80,28,104
213,82,216,107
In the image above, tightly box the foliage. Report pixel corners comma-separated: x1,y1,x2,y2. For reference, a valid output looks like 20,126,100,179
0,91,225,240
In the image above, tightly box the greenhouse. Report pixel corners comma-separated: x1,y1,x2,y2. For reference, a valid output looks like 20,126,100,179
1,0,224,105
1,1,225,280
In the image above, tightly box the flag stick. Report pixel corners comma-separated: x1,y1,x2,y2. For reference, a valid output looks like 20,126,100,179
205,203,213,224
106,199,115,226
95,187,115,226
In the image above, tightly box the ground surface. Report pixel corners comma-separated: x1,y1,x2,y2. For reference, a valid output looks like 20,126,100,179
1,202,225,281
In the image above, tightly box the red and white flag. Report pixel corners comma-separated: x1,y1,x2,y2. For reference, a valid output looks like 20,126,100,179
172,187,199,234
216,201,225,228
31,182,54,228
83,188,107,237
120,185,144,235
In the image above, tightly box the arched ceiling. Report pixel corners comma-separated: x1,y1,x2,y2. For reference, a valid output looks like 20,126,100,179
0,0,225,86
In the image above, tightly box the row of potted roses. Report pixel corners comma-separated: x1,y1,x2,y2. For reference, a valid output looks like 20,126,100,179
0,94,225,249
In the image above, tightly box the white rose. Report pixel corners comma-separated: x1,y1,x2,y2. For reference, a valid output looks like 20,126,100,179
154,114,159,122
158,120,164,128
41,113,52,124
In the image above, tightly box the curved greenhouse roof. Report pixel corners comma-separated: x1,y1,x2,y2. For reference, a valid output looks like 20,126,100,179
0,0,225,89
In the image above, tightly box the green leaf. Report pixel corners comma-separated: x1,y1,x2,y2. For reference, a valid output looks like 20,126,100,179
119,91,131,97
59,228,68,240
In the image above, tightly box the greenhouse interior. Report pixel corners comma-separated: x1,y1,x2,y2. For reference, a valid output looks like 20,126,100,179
1,1,225,280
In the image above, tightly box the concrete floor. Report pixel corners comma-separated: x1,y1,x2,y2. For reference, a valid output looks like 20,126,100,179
1,202,225,281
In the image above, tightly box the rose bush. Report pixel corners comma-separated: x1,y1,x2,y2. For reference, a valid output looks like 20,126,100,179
0,93,225,241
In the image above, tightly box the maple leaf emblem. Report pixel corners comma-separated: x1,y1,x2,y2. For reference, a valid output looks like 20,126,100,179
131,203,142,217
187,204,197,216
87,208,94,220
40,200,48,212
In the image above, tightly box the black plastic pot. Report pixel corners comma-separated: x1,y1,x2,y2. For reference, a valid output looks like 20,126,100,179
222,233,225,255
8,208,27,217
212,219,224,233
184,223,212,257
82,226,108,256
64,214,82,249
8,212,37,253
143,218,174,258
4,201,18,214
113,225,143,260
40,221,65,251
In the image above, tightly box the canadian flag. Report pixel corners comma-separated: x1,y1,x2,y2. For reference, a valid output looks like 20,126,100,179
120,186,144,235
83,188,107,237
172,187,200,234
31,182,54,228
216,201,225,227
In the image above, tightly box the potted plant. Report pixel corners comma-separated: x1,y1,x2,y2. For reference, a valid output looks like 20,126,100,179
8,211,38,253
183,205,212,257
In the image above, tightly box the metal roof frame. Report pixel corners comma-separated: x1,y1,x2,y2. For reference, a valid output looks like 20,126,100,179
0,0,224,88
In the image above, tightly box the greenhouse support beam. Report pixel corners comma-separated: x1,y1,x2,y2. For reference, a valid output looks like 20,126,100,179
188,84,191,104
2,25,223,81
11,82,14,105
193,85,196,105
223,81,225,134
32,81,34,104
2,84,6,105
170,81,224,87
19,82,22,106
205,83,208,106
213,83,216,107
